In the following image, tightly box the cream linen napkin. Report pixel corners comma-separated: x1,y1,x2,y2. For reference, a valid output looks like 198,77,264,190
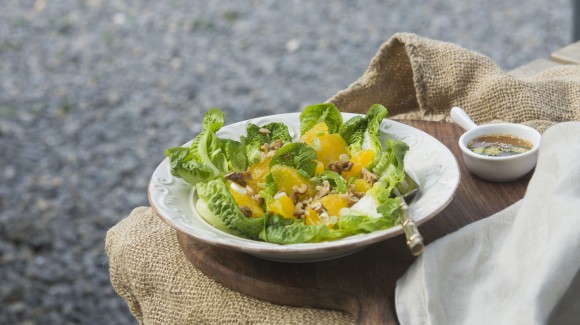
395,122,580,325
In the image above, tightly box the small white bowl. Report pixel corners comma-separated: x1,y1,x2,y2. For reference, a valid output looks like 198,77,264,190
451,107,541,182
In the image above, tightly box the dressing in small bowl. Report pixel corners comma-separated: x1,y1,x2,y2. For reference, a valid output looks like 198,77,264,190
451,107,541,182
468,134,533,157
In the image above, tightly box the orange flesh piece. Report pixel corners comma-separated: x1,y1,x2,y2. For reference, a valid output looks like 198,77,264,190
268,194,295,219
342,149,375,180
301,122,349,167
317,194,349,217
304,207,321,226
270,165,316,198
246,156,271,193
227,181,264,218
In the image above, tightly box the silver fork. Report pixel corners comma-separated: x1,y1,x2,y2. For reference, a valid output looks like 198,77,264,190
393,172,424,256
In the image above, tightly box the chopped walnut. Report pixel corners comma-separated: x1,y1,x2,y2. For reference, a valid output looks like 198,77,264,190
347,189,362,207
261,143,270,153
290,191,299,205
347,196,359,207
252,194,265,206
271,139,284,151
362,167,379,186
348,187,365,199
314,180,331,200
327,160,353,173
292,184,308,195
300,197,313,206
294,202,305,217
239,206,252,217
259,128,271,135
225,171,251,187
310,201,323,213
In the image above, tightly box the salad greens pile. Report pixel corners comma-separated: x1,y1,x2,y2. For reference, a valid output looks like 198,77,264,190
165,103,410,244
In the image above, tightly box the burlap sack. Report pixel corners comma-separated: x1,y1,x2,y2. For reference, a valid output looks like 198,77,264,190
329,33,580,131
106,33,580,324
106,207,353,324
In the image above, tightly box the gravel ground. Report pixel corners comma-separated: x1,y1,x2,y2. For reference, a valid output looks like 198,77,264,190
0,0,572,324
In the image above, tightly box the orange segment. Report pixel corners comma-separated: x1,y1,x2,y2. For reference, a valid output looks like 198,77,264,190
301,122,349,167
304,207,321,226
314,161,325,176
316,133,349,167
270,165,316,197
267,194,295,219
352,178,371,193
301,122,329,145
317,194,349,217
342,149,375,180
227,181,264,218
246,156,271,193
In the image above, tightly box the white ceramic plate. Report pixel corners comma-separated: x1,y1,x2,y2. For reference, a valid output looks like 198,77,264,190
148,113,460,263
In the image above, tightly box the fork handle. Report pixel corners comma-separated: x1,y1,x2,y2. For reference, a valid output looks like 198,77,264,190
400,200,424,256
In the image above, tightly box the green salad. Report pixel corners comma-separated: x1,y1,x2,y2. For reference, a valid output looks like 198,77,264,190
165,103,409,244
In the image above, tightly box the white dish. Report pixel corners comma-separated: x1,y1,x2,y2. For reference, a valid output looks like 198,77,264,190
148,113,460,263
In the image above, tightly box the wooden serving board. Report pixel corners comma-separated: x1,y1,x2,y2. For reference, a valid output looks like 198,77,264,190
176,121,531,324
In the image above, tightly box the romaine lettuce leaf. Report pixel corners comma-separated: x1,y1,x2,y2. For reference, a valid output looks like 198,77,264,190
188,110,226,175
299,103,343,135
222,138,247,172
338,183,402,235
166,109,234,184
196,178,265,240
371,138,409,196
315,171,348,193
339,104,388,160
201,107,225,132
338,115,365,147
242,122,292,164
338,197,401,234
269,142,318,178
166,147,216,184
260,214,344,244
258,173,277,204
